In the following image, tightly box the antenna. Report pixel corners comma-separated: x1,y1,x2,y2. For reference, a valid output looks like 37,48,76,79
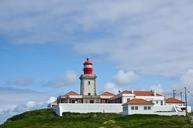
173,89,176,98
180,91,183,105
184,87,188,116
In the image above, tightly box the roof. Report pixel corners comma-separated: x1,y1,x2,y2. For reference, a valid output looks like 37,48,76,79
65,91,79,96
100,91,115,96
165,98,183,103
127,99,153,105
134,91,161,96
119,90,161,96
84,58,92,65
120,90,131,94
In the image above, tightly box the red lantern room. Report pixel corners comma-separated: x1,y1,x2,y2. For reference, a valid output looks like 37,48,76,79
83,58,93,75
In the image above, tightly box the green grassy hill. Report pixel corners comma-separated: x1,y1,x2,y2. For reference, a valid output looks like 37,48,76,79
0,109,192,128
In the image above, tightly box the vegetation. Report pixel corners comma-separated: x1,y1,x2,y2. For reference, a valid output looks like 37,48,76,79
0,109,192,128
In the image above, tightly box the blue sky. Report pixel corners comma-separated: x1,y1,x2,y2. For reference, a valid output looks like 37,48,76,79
0,41,179,94
1,0,193,123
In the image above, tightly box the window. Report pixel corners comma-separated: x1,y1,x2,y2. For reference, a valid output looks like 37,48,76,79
144,106,151,110
156,101,159,104
88,93,91,95
161,101,163,105
123,106,127,111
88,81,91,85
71,100,75,103
131,106,138,110
90,100,94,103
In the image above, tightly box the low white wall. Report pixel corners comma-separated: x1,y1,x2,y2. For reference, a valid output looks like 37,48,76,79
53,105,61,116
56,103,122,116
153,105,175,112
127,105,154,115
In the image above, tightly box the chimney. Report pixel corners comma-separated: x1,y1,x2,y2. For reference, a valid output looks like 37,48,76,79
131,90,134,94
154,90,157,96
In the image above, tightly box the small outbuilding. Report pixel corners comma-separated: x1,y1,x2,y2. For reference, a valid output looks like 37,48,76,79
122,99,154,115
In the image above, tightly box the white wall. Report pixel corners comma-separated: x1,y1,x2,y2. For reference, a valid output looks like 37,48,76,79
55,103,122,116
122,105,186,116
83,79,95,95
165,103,182,106
119,95,165,105
135,96,165,106
80,77,96,96
127,105,154,115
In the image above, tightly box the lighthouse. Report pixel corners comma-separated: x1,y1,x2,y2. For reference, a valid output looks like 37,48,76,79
80,58,97,96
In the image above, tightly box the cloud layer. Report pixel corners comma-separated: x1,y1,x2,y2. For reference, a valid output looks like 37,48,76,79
0,87,56,124
0,101,48,124
1,1,193,77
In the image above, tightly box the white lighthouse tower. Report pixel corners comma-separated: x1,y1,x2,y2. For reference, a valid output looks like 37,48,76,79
80,58,97,96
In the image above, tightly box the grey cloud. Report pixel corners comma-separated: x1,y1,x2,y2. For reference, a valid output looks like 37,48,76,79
73,1,193,77
5,77,34,86
0,87,56,124
42,71,78,88
0,87,54,110
0,101,48,124
113,70,139,85
1,1,193,77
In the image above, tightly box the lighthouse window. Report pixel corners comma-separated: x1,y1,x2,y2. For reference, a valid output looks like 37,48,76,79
88,81,91,85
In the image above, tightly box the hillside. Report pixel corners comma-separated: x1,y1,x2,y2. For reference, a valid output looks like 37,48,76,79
0,109,192,128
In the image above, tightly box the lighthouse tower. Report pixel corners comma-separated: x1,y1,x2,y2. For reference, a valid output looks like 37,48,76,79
80,58,97,96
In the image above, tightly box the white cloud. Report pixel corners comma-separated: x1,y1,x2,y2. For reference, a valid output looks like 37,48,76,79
180,69,193,107
103,82,121,94
0,101,48,124
149,84,163,94
48,97,57,103
0,87,54,110
0,87,57,124
43,71,78,87
0,1,193,77
113,70,139,85
72,1,193,77
180,69,193,87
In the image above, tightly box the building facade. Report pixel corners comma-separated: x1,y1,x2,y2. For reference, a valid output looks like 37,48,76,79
54,58,191,116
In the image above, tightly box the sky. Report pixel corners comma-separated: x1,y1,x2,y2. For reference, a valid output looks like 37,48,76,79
1,0,193,123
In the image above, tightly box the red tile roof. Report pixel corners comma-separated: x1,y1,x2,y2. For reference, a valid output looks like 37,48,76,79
120,90,131,94
134,91,161,96
119,90,161,96
127,99,153,105
165,98,183,103
65,91,79,96
100,91,115,96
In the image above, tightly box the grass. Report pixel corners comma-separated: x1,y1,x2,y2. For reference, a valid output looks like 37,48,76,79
0,109,192,128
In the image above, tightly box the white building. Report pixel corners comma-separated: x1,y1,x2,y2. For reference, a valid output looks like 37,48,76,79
53,58,191,116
